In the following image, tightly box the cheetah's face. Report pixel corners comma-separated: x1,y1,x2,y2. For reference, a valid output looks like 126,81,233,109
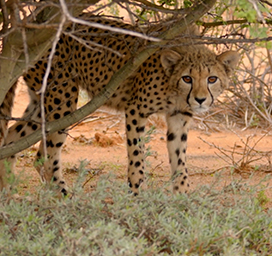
161,49,239,113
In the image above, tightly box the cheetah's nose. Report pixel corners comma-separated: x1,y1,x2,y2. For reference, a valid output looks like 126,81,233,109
195,97,206,105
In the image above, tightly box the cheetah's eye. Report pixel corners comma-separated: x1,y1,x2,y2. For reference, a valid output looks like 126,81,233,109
182,76,192,84
208,76,217,84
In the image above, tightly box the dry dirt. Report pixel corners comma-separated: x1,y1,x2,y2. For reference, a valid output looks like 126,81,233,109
10,83,272,205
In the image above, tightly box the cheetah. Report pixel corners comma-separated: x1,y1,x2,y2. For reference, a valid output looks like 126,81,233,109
0,14,239,195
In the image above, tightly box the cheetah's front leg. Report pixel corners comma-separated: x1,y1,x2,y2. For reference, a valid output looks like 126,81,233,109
166,111,192,193
125,107,147,196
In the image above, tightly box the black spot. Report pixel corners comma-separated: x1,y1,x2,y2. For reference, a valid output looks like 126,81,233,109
71,86,78,92
135,161,141,167
66,100,72,108
64,111,71,116
139,170,144,175
133,138,138,145
167,133,176,141
53,113,61,120
178,158,182,165
53,167,59,172
126,124,131,131
139,113,145,118
15,124,23,133
48,105,53,112
181,181,184,185
20,131,26,137
133,150,139,156
181,133,187,141
53,160,59,165
46,140,54,147
127,139,132,146
182,111,193,117
175,149,180,157
32,124,38,131
136,126,145,133
130,109,135,115
132,119,137,125
61,188,67,195
54,98,61,105
56,142,63,147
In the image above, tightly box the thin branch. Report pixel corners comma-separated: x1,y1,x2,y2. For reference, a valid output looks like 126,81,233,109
198,19,272,28
21,28,29,69
126,0,186,14
62,31,123,57
0,115,40,124
37,15,66,165
59,0,160,42
156,35,272,47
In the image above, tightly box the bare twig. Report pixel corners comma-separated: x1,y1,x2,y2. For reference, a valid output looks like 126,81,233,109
59,0,160,42
198,129,272,173
21,28,29,68
37,14,66,165
63,32,123,57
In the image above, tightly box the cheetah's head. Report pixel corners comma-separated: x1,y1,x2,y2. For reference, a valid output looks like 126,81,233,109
161,47,239,113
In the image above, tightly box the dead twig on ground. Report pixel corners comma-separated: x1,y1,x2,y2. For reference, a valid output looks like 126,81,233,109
198,129,272,174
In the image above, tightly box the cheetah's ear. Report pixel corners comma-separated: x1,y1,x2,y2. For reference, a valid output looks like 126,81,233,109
160,50,181,76
217,51,240,73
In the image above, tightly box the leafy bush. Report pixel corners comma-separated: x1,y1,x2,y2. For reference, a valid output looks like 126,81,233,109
0,169,271,255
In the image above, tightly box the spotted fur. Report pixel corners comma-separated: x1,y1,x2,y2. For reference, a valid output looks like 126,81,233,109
0,15,239,195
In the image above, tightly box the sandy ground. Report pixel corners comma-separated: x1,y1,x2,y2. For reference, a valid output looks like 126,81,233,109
10,82,272,204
